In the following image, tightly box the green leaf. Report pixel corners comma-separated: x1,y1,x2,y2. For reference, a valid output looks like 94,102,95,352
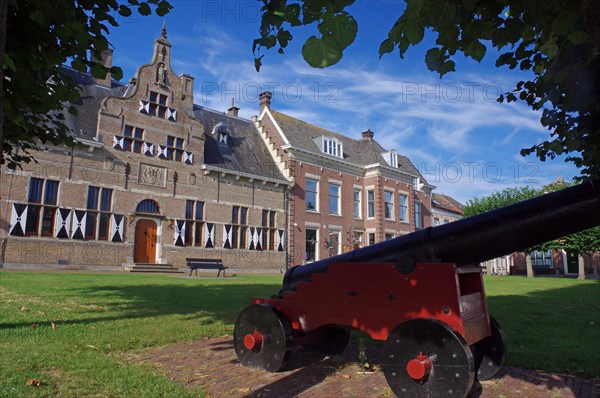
317,12,357,49
567,30,589,45
138,2,151,16
118,5,132,17
254,55,263,72
379,38,394,57
71,58,87,72
539,39,559,58
302,36,343,68
404,18,424,44
465,40,486,62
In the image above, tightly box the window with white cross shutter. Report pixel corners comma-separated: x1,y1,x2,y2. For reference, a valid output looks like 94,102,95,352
54,208,72,239
204,223,215,248
71,210,86,240
276,230,285,252
174,220,185,246
9,203,27,236
223,224,232,249
110,214,125,242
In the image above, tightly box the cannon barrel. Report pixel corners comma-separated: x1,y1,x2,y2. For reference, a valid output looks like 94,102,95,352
282,179,600,293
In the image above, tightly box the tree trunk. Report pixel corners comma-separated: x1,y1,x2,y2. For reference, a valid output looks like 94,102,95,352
525,253,535,278
577,255,586,280
0,0,8,159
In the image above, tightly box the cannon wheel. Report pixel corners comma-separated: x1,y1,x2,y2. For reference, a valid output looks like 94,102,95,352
233,304,291,372
381,319,475,398
306,326,351,356
473,316,506,381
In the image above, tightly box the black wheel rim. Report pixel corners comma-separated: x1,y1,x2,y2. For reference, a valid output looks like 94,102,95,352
233,304,291,372
473,316,506,381
382,319,475,398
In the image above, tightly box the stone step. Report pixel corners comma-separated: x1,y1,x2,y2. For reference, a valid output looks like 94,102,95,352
127,263,185,274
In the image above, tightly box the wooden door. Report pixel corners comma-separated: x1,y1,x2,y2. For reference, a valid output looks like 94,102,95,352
134,219,157,263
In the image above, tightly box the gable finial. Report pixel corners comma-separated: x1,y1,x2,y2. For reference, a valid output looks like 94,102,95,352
161,21,167,39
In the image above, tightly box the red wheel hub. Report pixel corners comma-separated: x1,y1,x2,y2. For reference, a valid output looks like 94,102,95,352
243,330,264,350
406,352,432,380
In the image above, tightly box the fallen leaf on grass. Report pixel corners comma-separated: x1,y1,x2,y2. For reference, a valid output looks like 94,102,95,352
26,378,43,387
340,374,351,379
31,324,38,329
21,306,28,311
237,387,251,393
51,322,57,330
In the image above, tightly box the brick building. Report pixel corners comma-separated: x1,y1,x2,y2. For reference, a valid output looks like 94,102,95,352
431,193,463,226
255,93,433,266
0,28,433,272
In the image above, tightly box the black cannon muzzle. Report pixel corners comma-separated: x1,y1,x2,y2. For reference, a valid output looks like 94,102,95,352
281,179,600,294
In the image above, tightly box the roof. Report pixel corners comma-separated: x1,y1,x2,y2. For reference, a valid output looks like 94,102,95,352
57,67,287,182
193,107,287,181
432,193,464,215
59,66,128,140
269,110,425,182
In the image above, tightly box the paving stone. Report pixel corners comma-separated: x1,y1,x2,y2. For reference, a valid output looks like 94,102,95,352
124,336,599,398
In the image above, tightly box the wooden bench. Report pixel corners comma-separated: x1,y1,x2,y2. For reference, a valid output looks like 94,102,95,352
186,258,228,277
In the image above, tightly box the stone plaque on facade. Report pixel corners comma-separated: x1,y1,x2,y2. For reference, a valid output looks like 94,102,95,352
138,163,167,187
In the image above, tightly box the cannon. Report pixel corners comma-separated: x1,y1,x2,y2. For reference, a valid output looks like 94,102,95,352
233,179,600,397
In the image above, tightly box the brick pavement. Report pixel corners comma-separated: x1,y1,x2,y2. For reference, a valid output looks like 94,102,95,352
124,336,600,398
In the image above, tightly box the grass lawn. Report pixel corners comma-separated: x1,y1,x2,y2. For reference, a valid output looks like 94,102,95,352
0,272,598,397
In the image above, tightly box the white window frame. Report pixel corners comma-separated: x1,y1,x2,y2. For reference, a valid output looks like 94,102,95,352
353,189,362,219
384,190,394,220
367,190,375,219
329,183,341,216
414,202,422,229
399,193,408,223
306,178,319,212
322,136,343,158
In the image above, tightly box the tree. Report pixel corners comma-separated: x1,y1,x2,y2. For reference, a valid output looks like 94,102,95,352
464,185,544,277
0,0,172,169
253,0,600,180
464,181,600,278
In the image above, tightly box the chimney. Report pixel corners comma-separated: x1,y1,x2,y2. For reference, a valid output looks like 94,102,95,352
361,129,374,140
179,74,194,109
228,98,240,117
259,91,272,113
91,49,113,88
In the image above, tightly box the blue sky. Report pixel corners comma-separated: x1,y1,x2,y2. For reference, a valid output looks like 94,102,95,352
105,0,580,203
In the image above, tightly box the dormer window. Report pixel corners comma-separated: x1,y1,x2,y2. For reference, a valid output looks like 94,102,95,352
384,150,399,167
212,122,229,145
322,137,342,158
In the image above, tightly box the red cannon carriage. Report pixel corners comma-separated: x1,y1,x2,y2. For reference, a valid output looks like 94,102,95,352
234,180,600,397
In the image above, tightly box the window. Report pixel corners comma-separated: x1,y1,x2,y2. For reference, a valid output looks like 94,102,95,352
147,91,171,119
434,217,440,226
228,206,248,249
136,199,160,214
384,191,394,220
444,219,449,224
531,250,553,268
352,230,363,249
329,183,340,215
306,178,318,211
166,135,185,161
368,232,376,245
385,151,398,167
399,194,408,222
385,233,394,241
122,125,144,153
26,178,59,236
86,186,113,240
262,209,277,250
183,200,205,246
328,230,341,256
367,190,375,218
322,137,343,158
414,202,422,229
305,228,318,262
353,189,361,218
